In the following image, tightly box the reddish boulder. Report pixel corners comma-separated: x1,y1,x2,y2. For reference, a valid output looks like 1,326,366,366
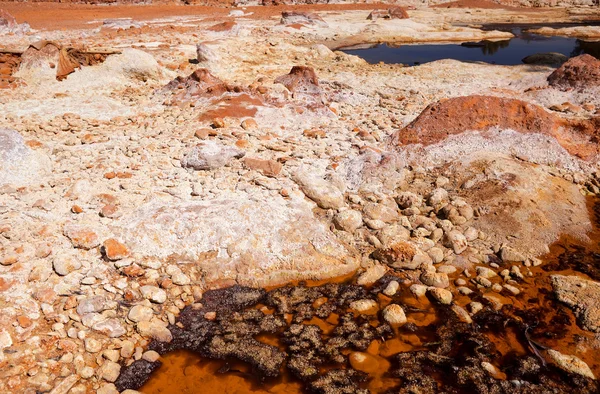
391,95,600,160
274,66,321,97
547,54,600,90
163,68,249,106
367,7,410,20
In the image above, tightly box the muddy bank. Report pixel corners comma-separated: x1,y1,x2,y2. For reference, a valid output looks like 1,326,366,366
116,202,600,393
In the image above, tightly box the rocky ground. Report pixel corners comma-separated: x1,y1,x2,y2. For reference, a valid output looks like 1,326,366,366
0,1,600,393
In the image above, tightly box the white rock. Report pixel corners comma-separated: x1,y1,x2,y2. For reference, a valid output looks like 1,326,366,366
357,264,386,286
443,230,468,254
428,287,453,304
334,210,362,232
349,299,378,313
294,170,344,209
547,349,595,379
140,286,167,304
382,304,407,325
98,361,121,383
383,281,400,296
128,305,154,323
181,141,245,171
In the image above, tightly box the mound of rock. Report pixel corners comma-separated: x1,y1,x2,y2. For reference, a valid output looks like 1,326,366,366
392,95,562,146
367,7,410,20
274,66,328,110
162,68,245,105
280,11,328,28
548,54,600,90
391,95,600,159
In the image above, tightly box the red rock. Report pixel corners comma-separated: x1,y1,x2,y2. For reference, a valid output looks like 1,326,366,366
212,117,226,128
17,316,32,328
275,66,321,96
71,205,83,214
121,264,145,277
100,204,120,218
163,68,240,103
102,239,130,261
104,172,116,179
392,95,600,160
243,157,283,177
548,54,600,90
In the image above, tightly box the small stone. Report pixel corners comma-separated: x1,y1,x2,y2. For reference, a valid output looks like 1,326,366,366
396,192,422,209
181,141,244,171
546,349,595,379
142,350,160,362
428,188,449,210
451,304,472,323
97,383,119,394
383,281,399,296
140,286,167,304
102,239,129,261
443,230,467,254
436,265,456,274
79,366,94,379
137,319,172,342
243,157,282,177
500,246,525,262
104,349,120,363
294,170,344,209
77,296,106,315
476,266,497,279
333,210,362,233
420,272,449,288
428,287,453,304
382,304,407,325
98,361,121,383
410,284,427,297
349,352,379,374
212,117,225,128
363,203,399,223
427,247,444,264
53,256,82,276
128,305,153,323
121,341,135,358
241,118,258,130
357,264,387,286
349,299,378,314
84,338,102,353
469,301,484,314
63,226,99,250
92,318,126,338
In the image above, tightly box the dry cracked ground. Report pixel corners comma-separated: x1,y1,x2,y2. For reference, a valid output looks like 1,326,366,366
0,1,600,393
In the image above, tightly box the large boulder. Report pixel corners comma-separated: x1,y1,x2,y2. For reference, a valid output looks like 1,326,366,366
548,54,600,90
551,275,600,333
0,128,51,187
111,195,358,287
367,7,410,20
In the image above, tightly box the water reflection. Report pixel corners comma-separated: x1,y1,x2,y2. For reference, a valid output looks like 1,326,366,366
342,32,600,66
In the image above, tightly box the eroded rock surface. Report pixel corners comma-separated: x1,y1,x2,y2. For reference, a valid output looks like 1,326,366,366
551,275,600,332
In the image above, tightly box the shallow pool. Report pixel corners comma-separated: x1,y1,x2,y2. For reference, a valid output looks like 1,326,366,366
341,27,600,66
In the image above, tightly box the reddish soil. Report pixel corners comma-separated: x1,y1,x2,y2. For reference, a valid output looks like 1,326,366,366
0,2,392,30
548,54,600,90
391,95,600,160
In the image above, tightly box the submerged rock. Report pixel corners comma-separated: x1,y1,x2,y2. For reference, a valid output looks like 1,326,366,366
522,52,567,65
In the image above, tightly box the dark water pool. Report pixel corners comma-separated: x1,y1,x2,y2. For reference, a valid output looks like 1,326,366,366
341,26,600,66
